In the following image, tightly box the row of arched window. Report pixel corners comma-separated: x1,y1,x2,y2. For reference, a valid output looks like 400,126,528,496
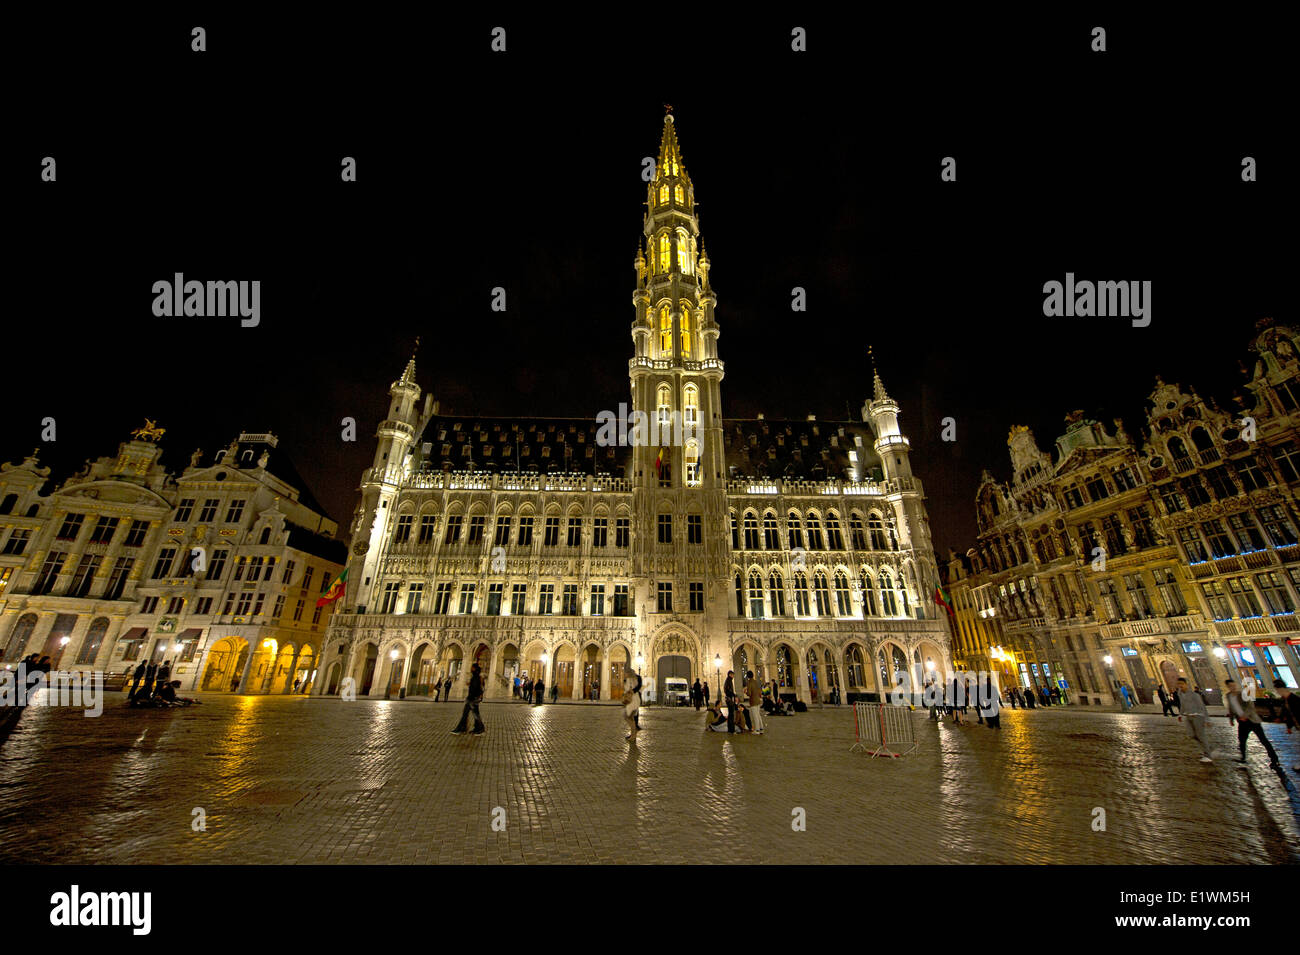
731,567,914,619
657,303,695,358
730,509,899,552
650,229,697,277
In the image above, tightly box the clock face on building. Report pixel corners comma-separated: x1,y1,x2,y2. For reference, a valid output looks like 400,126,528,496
352,540,369,556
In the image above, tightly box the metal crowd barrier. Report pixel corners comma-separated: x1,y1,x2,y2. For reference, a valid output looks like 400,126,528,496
849,702,918,758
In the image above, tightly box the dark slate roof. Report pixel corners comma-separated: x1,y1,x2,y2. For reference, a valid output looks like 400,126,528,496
284,520,348,565
408,415,882,483
723,418,882,482
229,436,334,521
411,417,630,476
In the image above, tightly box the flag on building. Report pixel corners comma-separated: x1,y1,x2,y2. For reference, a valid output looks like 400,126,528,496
654,446,666,477
317,567,349,608
933,584,955,620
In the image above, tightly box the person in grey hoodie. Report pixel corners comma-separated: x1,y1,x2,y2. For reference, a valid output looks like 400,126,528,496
1224,679,1281,768
1175,677,1213,762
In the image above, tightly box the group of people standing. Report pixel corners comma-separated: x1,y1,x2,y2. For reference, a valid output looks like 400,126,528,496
512,673,557,704
1004,684,1062,708
125,657,198,707
927,674,1002,729
704,669,766,734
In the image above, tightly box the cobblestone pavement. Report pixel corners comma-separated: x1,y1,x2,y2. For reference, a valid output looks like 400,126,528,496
1,695,1298,864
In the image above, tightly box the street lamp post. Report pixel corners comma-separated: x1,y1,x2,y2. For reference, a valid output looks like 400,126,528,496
541,651,550,698
386,648,398,699
714,653,722,707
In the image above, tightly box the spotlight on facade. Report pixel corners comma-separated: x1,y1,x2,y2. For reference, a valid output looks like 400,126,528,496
389,649,398,660
59,636,71,646
1103,654,1114,666
1212,646,1227,659
173,643,183,654
541,652,549,665
636,652,645,670
925,657,935,671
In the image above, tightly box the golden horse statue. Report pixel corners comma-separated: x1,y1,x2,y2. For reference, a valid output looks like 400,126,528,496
132,419,166,442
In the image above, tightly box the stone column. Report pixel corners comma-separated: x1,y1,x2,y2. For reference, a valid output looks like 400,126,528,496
281,646,302,693
234,638,258,693
600,649,612,701
571,648,584,700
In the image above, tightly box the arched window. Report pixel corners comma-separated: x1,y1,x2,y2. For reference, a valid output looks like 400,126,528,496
1168,436,1187,461
734,574,744,616
684,440,700,486
806,514,824,550
860,573,878,615
659,305,672,354
813,571,832,615
659,183,669,205
677,229,693,276
683,384,699,429
793,572,810,615
788,512,804,549
748,571,765,618
768,570,785,616
743,513,759,549
76,617,110,665
658,233,671,273
0,494,16,515
775,645,793,686
868,513,887,550
879,571,899,616
826,512,844,549
846,645,865,688
674,183,684,204
259,527,271,546
849,513,866,549
657,384,672,433
763,512,779,549
834,571,851,615
680,305,692,356
4,613,38,662
886,515,900,550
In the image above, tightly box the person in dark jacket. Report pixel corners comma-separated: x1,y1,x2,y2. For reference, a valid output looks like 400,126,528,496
443,675,452,700
1023,685,1036,708
1156,683,1174,716
533,678,545,705
1272,679,1300,772
451,663,485,734
692,679,703,710
127,658,149,702
723,670,737,733
140,659,159,700
702,681,710,706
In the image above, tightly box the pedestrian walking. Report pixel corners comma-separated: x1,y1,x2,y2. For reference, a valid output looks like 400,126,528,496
724,670,738,733
443,675,452,701
623,669,642,742
1118,684,1134,710
513,674,521,699
744,670,764,735
692,678,702,710
1156,683,1174,716
702,680,711,706
1049,686,1062,706
1224,679,1281,769
451,663,485,735
141,659,159,701
549,681,559,704
1273,679,1300,772
1174,677,1213,762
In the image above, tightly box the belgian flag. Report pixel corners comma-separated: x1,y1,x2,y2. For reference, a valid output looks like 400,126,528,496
933,584,955,620
317,567,348,608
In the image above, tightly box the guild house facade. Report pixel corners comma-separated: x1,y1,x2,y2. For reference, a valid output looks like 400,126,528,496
318,115,951,704
944,319,1300,707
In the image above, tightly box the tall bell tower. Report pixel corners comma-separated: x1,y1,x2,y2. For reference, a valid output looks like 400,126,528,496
629,112,730,655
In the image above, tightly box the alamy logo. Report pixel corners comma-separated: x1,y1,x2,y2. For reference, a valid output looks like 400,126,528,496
50,885,151,935
1042,273,1150,327
152,274,260,327
595,403,698,447
0,665,103,716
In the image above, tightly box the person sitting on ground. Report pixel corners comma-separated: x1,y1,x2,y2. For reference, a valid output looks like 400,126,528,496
705,701,728,732
156,680,200,706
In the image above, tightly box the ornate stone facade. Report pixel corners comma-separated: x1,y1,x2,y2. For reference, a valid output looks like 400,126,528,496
318,115,950,703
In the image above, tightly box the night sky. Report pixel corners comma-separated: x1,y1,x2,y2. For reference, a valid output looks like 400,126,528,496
9,12,1294,560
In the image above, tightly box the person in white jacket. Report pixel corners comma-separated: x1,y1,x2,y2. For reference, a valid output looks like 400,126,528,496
623,670,642,742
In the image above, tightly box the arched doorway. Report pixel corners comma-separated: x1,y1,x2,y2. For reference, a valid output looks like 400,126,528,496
436,643,464,694
732,642,759,687
553,643,575,698
878,642,909,697
608,644,630,700
656,653,691,703
807,644,833,703
325,660,342,695
201,637,250,692
522,641,547,687
497,642,520,692
580,643,602,700
270,643,298,693
357,642,379,696
773,643,798,700
1158,659,1179,694
408,642,433,695
843,642,868,700
293,645,315,693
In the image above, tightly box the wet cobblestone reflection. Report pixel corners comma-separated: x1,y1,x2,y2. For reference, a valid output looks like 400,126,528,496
1,697,1297,864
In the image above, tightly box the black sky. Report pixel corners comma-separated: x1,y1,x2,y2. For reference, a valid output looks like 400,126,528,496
8,11,1295,559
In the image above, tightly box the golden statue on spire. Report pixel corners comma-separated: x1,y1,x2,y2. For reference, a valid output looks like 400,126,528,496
132,419,166,442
